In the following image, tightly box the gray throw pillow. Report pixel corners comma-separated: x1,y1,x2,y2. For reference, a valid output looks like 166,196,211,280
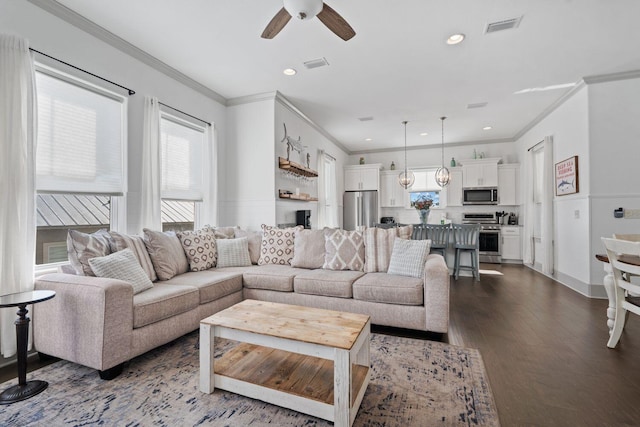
88,249,154,294
234,229,262,265
387,239,431,278
143,229,189,280
67,229,112,276
291,229,326,269
216,237,251,268
323,228,365,271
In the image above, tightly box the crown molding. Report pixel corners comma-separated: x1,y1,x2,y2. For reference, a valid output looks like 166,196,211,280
583,69,640,85
28,0,227,106
350,137,515,155
226,91,278,106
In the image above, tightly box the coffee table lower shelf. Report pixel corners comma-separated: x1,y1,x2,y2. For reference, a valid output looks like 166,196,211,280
214,342,369,422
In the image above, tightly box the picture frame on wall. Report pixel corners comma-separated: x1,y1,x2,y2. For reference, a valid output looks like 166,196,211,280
555,156,579,196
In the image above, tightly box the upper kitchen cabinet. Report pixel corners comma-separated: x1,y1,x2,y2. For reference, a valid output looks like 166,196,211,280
344,164,381,191
380,170,407,207
498,164,520,206
462,158,500,188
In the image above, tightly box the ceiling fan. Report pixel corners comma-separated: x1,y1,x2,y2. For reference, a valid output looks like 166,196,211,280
261,0,356,41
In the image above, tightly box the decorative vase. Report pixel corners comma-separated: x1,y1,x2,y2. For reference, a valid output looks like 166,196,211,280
390,161,396,170
418,209,430,225
359,157,365,165
450,157,456,167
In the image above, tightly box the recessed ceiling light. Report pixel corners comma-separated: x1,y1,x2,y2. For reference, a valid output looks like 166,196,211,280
446,33,465,45
419,132,428,136
365,138,372,141
483,126,493,131
283,68,297,76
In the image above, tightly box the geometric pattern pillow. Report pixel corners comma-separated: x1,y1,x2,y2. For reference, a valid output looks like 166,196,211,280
88,248,154,294
107,231,158,282
387,238,431,278
257,224,302,266
176,227,217,272
363,225,413,273
216,237,251,268
323,228,365,271
66,229,112,276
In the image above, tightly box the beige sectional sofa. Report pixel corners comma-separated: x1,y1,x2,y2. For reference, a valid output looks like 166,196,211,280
33,225,450,379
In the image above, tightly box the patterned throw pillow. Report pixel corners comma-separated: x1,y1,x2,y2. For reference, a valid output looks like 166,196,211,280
143,229,190,280
387,238,431,278
323,228,365,271
88,249,154,294
67,229,112,276
257,224,302,266
363,225,413,273
176,227,217,272
108,231,158,282
216,237,251,268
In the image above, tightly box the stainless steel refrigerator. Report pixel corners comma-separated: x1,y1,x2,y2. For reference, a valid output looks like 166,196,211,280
343,190,378,230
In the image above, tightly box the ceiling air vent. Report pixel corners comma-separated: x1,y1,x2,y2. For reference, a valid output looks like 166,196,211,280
467,102,488,109
303,57,330,69
485,16,522,34
358,116,374,122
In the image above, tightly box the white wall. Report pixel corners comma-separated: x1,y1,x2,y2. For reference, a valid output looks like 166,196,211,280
3,0,227,234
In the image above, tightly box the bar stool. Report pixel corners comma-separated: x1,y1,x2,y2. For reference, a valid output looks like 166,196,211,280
452,224,480,281
425,224,451,257
411,224,428,240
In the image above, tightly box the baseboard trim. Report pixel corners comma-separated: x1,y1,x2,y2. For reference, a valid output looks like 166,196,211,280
524,263,607,299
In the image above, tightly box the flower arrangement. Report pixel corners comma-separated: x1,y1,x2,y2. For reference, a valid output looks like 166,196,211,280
413,195,433,211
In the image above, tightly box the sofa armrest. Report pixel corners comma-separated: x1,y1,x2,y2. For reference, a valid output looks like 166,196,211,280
33,273,134,371
423,254,450,333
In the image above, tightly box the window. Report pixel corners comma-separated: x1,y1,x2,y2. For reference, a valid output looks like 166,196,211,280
409,191,440,208
159,114,205,230
319,154,338,227
34,66,126,265
406,169,440,208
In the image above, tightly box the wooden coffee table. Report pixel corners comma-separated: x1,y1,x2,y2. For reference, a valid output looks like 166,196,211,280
199,299,371,427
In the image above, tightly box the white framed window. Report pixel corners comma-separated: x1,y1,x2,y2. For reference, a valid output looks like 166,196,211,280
405,169,441,208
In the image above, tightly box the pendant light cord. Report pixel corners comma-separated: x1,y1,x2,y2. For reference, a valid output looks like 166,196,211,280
403,121,408,174
441,116,446,167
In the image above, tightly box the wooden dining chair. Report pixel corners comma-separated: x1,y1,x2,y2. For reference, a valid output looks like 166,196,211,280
601,237,640,348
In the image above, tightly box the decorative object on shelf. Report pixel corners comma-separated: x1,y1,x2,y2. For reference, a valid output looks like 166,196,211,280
473,148,477,159
281,123,306,161
306,152,310,168
555,155,579,196
398,120,415,189
359,157,365,165
435,116,451,187
390,161,395,170
413,194,433,225
479,152,485,159
450,157,456,167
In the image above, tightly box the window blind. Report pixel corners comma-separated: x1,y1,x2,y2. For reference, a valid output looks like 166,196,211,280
35,69,126,195
160,115,204,201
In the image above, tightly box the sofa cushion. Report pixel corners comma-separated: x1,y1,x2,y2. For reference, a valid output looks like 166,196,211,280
67,229,111,276
143,229,189,280
323,228,365,271
291,229,326,269
177,227,217,272
294,269,364,298
257,224,302,266
133,283,199,328
216,237,251,268
162,270,243,304
388,239,431,278
234,229,262,264
353,272,424,306
108,231,157,282
241,264,307,292
88,249,154,295
363,225,413,273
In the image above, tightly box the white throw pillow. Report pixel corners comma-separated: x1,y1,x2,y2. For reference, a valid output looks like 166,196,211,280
88,249,154,294
387,239,431,278
216,237,252,268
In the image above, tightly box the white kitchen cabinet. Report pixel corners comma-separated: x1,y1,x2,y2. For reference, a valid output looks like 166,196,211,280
461,158,500,188
498,164,520,206
344,164,381,191
501,226,522,261
380,171,406,207
446,167,463,207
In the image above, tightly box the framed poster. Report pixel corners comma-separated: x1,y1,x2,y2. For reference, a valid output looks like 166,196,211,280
555,156,579,196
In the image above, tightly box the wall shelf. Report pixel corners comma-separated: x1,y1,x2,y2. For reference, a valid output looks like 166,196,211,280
278,157,318,178
279,191,318,202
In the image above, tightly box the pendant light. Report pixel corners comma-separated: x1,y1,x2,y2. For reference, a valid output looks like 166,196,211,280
435,116,451,187
398,120,415,189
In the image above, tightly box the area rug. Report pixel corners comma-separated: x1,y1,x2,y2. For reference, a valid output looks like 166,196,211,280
0,332,499,426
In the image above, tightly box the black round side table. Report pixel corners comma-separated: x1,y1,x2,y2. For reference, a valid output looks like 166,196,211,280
0,290,55,405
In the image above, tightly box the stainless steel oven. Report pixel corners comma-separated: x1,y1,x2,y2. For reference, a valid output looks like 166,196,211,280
463,213,502,263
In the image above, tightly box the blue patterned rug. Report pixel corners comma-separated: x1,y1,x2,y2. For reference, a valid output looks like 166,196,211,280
0,332,499,426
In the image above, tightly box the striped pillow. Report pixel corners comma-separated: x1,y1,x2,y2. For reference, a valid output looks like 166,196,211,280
216,237,251,268
108,231,157,282
88,249,154,294
364,225,413,273
387,238,431,278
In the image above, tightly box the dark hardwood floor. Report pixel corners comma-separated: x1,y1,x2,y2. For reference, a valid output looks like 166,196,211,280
451,263,640,427
2,264,639,426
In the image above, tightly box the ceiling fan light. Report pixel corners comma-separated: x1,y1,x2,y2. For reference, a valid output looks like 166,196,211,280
435,166,451,187
398,170,415,189
283,0,323,20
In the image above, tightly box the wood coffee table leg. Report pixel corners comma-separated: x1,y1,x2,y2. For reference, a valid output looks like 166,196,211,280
334,348,350,427
199,323,215,394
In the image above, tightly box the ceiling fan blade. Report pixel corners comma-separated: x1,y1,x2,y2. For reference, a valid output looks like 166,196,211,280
261,7,292,39
317,3,356,41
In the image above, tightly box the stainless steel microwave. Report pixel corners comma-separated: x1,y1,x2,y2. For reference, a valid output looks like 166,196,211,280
463,187,499,205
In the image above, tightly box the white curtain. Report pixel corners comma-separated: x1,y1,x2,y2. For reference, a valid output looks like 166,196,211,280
541,136,554,275
140,96,162,231
199,123,218,227
317,151,338,228
522,147,535,265
0,35,37,357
